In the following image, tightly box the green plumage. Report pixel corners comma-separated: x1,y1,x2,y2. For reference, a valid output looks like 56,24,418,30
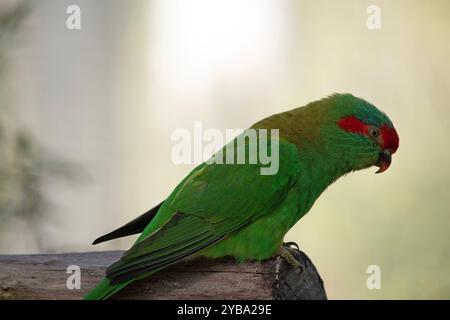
84,93,398,300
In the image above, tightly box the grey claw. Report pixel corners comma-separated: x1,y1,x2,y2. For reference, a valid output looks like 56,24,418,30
283,241,300,251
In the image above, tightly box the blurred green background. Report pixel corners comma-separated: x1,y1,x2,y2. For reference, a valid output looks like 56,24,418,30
0,0,449,299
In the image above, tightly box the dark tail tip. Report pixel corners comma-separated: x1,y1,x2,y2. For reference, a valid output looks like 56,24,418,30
92,236,107,245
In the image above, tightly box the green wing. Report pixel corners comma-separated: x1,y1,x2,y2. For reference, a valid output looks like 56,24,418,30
105,138,301,285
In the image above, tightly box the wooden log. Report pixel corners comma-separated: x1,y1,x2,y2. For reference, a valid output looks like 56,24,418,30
0,246,327,300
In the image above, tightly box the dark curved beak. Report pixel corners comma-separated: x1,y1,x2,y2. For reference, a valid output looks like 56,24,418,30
375,150,392,174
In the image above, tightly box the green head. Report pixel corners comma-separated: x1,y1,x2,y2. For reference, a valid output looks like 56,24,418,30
253,93,399,176
308,93,399,175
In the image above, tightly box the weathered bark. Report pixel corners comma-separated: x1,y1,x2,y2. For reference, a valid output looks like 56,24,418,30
0,246,327,300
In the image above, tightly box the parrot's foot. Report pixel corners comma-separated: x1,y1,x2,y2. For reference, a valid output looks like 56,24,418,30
283,241,300,251
277,245,303,274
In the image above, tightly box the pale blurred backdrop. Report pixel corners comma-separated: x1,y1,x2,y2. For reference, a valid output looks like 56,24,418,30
0,0,449,299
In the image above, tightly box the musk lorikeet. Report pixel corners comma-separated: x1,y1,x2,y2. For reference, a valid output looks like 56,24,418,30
84,93,399,300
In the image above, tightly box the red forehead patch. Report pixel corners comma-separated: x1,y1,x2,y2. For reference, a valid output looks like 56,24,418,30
380,124,399,153
337,116,399,154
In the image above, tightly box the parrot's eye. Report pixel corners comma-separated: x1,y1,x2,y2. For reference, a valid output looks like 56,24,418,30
368,127,380,139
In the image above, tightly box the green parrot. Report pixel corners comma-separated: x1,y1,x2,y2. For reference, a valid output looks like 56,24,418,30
84,93,399,300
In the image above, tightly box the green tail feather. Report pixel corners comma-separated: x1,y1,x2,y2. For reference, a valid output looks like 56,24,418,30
83,278,131,300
